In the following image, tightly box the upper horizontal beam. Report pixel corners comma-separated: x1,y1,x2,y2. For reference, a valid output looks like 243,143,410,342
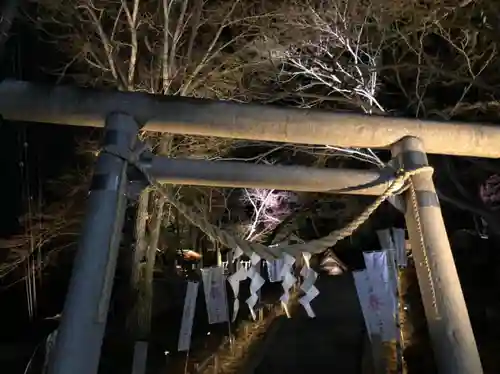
1,80,499,158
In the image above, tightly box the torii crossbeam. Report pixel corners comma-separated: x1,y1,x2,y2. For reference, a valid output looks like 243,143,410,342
0,80,485,374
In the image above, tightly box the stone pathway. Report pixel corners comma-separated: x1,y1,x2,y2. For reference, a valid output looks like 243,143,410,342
251,274,367,374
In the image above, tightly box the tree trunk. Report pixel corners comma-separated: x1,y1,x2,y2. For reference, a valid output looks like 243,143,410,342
131,136,172,373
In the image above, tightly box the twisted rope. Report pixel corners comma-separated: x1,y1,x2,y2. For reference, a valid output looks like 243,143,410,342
408,176,439,314
104,145,433,260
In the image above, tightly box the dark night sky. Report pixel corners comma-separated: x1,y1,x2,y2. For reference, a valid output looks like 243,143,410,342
0,18,84,238
0,119,85,237
0,119,22,236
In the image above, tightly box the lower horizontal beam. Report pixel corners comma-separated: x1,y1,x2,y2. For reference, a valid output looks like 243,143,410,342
145,157,392,195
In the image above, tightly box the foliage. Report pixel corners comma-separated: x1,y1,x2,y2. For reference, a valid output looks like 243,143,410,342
4,0,500,323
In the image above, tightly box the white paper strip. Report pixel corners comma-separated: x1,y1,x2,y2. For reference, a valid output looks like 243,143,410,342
228,265,247,322
266,258,284,282
353,270,380,338
280,253,296,317
299,285,319,318
363,251,398,341
299,252,319,318
201,266,229,324
376,229,395,250
246,253,265,320
376,229,399,309
391,228,407,267
178,282,199,351
233,246,244,260
227,247,246,321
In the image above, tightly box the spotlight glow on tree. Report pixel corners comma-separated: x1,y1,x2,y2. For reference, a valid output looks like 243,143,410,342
242,188,297,241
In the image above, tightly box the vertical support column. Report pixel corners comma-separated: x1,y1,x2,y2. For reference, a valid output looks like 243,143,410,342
49,113,139,374
392,137,482,374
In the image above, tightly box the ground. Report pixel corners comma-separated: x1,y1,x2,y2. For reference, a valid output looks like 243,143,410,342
252,274,366,374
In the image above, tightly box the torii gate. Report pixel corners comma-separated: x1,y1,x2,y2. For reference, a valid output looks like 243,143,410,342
0,80,491,374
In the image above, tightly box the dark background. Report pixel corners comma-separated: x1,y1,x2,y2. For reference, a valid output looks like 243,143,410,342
0,15,91,372
0,16,85,238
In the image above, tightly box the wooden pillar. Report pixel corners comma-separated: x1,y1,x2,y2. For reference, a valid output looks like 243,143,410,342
392,137,482,374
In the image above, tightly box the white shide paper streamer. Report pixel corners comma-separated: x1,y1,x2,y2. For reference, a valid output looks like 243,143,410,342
266,258,284,282
363,251,398,341
178,282,199,351
227,247,246,322
376,230,399,311
229,247,320,321
246,252,265,320
376,229,395,253
353,270,381,338
228,266,247,322
299,252,319,318
201,266,229,324
280,253,297,317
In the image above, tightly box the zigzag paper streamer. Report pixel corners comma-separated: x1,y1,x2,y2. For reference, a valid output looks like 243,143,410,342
299,252,319,318
227,247,246,322
246,252,265,320
233,246,244,261
228,266,247,322
280,253,297,317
